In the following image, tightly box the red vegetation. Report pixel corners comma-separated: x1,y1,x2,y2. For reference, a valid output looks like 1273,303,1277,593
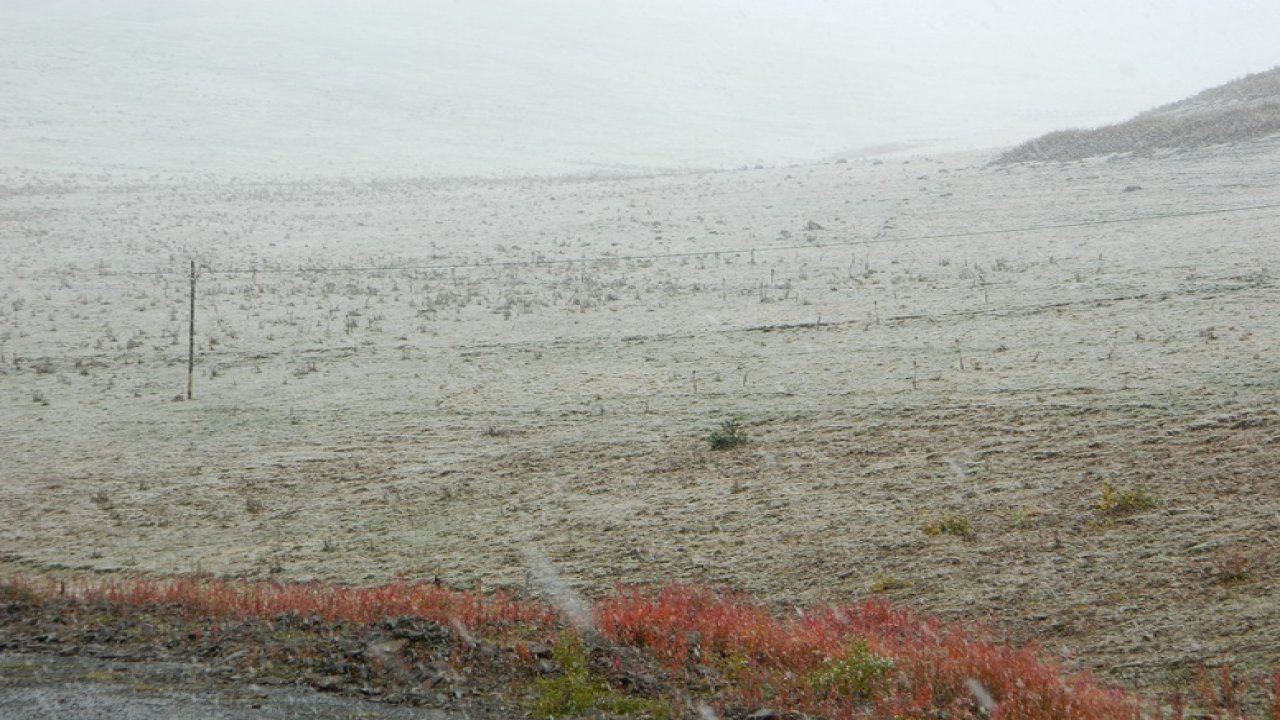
63,575,554,630
6,574,1277,719
597,584,1151,719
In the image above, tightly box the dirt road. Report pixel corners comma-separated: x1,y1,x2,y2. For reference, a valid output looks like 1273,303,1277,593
0,652,459,719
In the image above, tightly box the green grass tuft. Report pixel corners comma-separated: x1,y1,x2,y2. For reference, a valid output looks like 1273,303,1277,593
708,418,749,450
528,633,670,719
922,512,974,538
809,638,895,699
1096,481,1159,515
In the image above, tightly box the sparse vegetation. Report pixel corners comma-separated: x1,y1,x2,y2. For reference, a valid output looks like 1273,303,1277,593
1210,544,1262,585
292,359,319,377
90,489,113,510
1096,481,1159,516
528,632,670,719
1006,504,1046,529
482,425,514,438
2,80,1280,720
922,512,975,538
809,638,895,699
995,66,1280,163
708,418,749,450
868,574,910,594
5,574,1278,718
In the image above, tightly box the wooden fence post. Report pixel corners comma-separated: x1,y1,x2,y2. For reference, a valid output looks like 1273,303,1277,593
187,260,196,400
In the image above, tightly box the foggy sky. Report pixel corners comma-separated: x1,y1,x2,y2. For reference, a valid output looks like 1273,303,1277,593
3,0,1278,176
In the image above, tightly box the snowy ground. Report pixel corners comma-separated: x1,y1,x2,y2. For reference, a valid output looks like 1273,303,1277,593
2,139,1279,692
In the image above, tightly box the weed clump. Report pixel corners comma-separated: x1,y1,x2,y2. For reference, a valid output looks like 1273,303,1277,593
868,574,910,594
1096,482,1159,515
708,418,749,450
1210,544,1261,585
809,638,895,699
528,633,669,719
922,513,974,539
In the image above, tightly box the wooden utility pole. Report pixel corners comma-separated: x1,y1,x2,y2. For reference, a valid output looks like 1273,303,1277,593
187,260,196,400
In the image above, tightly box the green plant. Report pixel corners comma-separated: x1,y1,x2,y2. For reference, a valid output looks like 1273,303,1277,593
810,638,895,699
922,513,974,538
1006,505,1046,529
1096,482,1158,515
869,574,910,594
528,633,669,719
708,418,749,450
719,651,752,681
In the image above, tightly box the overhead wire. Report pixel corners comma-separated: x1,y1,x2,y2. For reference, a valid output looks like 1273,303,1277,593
10,199,1280,279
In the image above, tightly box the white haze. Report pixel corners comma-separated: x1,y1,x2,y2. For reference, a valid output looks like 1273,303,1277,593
2,0,1278,177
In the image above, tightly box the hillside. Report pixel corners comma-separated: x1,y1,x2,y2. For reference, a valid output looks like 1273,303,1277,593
4,135,1280,706
996,66,1280,163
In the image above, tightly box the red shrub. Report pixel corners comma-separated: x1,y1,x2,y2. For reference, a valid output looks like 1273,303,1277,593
7,574,1277,719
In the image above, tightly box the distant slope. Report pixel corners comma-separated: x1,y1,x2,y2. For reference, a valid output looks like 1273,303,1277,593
996,66,1280,163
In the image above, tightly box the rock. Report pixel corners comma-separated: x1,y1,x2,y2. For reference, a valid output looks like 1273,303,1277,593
314,674,347,690
1184,540,1224,554
381,616,450,643
366,638,407,658
522,641,554,658
804,220,825,231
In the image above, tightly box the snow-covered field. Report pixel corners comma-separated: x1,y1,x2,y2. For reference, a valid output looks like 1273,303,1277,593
2,139,1279,690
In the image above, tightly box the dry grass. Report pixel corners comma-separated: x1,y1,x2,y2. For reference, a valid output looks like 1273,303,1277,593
3,131,1280,719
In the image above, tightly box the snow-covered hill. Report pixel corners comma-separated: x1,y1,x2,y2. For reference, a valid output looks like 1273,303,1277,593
996,66,1280,163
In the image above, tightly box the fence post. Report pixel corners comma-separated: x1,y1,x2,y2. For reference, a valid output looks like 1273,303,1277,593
187,260,196,400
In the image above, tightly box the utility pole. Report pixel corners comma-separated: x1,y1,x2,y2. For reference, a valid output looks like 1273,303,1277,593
187,260,196,400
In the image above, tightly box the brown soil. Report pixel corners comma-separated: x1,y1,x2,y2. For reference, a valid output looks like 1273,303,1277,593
0,584,542,718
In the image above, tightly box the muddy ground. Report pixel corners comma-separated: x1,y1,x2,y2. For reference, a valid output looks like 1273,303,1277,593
0,585,525,720
0,651,454,720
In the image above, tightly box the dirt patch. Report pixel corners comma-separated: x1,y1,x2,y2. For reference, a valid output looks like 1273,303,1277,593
0,589,532,718
0,651,454,720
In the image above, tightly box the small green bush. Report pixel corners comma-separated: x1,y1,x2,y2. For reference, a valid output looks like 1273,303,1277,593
868,574,910,594
922,513,974,539
528,633,670,719
1096,482,1158,515
810,638,895,699
708,418,749,450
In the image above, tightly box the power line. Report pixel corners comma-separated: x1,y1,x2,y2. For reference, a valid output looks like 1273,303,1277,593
31,199,1280,278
